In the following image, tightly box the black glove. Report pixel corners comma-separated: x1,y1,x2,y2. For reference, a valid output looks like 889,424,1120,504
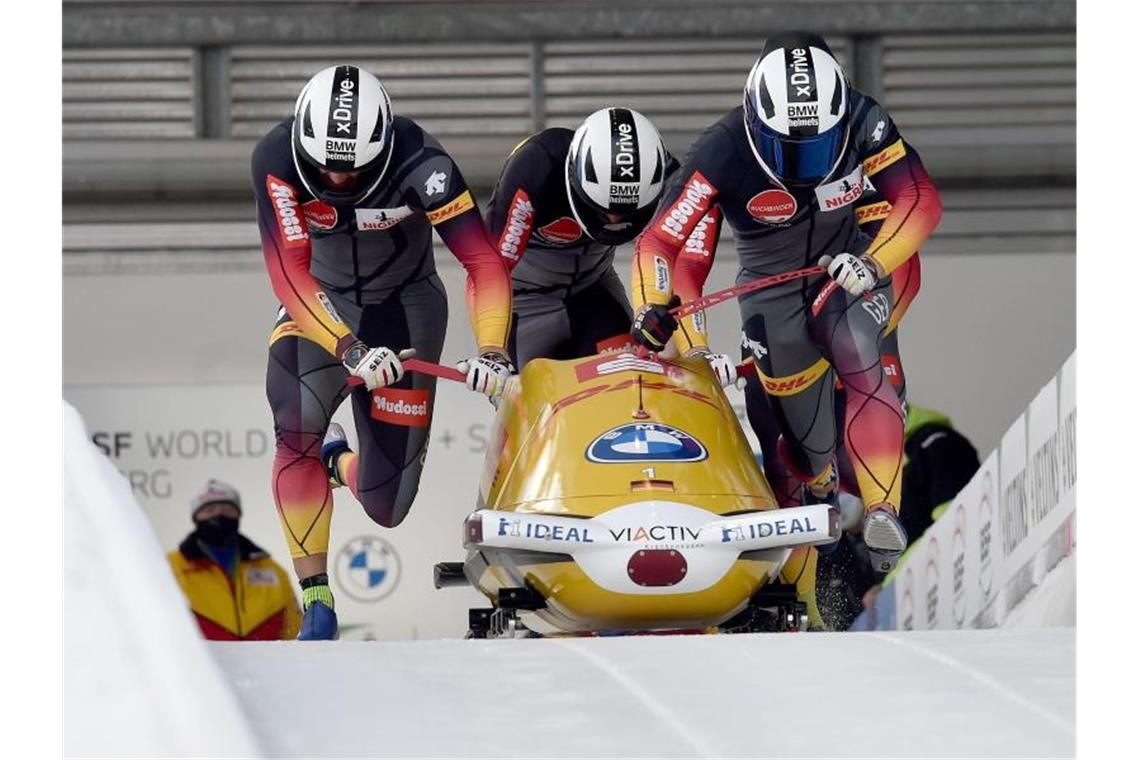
630,295,681,351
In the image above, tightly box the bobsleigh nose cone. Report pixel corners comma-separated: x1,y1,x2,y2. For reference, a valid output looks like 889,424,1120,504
627,549,688,587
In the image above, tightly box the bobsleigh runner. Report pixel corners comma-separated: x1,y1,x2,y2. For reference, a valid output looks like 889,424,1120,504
434,351,839,638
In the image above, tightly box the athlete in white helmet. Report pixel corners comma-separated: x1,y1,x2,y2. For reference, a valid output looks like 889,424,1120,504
483,108,735,386
629,33,944,572
252,64,515,639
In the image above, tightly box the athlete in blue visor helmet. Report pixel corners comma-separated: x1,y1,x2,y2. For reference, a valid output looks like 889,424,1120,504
743,33,849,188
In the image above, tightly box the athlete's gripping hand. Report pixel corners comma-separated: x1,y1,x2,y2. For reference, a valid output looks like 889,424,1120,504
342,341,410,390
631,295,681,351
825,253,878,297
458,351,514,401
688,349,741,389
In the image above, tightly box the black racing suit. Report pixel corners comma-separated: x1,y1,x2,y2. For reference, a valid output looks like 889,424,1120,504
633,92,942,514
252,116,512,558
484,129,706,367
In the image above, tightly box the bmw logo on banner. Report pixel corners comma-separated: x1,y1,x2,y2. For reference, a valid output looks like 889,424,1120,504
334,535,402,603
587,423,708,463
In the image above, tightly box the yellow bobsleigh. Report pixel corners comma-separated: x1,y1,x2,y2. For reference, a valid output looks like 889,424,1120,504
434,352,838,637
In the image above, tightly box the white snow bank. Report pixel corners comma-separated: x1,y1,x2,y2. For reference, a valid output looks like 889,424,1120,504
63,402,261,758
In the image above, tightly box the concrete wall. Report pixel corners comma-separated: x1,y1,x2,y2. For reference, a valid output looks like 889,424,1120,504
63,246,1074,455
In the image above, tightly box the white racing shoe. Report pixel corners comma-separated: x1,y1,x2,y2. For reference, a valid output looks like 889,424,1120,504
863,506,908,573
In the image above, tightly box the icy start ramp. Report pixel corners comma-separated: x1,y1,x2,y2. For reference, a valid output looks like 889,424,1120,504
214,627,1074,758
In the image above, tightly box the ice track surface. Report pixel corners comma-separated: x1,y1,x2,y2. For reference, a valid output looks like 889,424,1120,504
213,627,1074,758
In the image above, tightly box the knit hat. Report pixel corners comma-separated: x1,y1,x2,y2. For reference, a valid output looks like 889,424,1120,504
191,479,242,520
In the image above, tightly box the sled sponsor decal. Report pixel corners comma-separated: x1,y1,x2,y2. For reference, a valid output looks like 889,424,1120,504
495,516,595,544
747,189,797,224
595,334,638,355
862,138,907,177
815,165,866,211
719,514,819,542
551,378,717,415
425,190,475,225
575,354,668,382
587,423,707,463
356,205,414,231
370,388,431,427
535,216,582,244
301,199,338,230
470,501,835,595
266,175,309,247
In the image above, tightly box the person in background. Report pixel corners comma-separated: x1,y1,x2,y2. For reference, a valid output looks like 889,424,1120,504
167,480,301,640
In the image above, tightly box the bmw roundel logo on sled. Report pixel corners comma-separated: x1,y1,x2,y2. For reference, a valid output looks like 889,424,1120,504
586,423,708,463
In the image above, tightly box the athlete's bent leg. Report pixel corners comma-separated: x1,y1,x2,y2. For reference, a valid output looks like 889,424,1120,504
265,314,350,593
327,277,448,528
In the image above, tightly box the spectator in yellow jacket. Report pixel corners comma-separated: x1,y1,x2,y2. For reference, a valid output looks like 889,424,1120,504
167,480,301,640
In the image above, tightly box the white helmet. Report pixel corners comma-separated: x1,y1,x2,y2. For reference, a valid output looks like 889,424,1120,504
743,33,850,187
565,107,669,245
291,64,395,205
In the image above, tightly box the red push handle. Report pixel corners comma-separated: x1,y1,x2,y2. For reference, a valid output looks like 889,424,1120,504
345,357,467,387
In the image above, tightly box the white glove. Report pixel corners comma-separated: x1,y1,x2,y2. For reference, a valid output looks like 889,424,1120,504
689,349,742,389
342,342,410,390
825,253,878,296
457,352,514,400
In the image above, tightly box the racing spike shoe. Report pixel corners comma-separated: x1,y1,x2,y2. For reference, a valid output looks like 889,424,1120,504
321,422,351,487
299,601,338,640
863,505,908,573
298,574,338,640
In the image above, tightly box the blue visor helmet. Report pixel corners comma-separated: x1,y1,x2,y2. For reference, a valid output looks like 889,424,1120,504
743,33,850,188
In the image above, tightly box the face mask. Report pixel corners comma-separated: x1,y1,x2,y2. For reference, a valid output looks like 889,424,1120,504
195,515,239,546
